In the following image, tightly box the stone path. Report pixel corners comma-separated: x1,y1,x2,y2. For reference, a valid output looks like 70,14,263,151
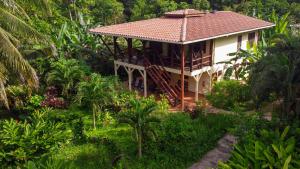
188,134,237,169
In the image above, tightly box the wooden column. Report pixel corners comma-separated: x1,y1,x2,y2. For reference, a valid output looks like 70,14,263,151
144,72,147,97
138,70,147,97
127,38,133,63
142,41,147,97
180,45,186,111
113,37,117,59
142,41,146,65
190,45,193,71
193,74,202,102
124,67,133,91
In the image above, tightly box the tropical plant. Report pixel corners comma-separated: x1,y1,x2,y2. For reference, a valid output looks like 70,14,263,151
5,85,29,111
249,35,300,117
25,157,75,169
47,58,87,99
0,0,52,109
76,73,119,129
207,80,252,111
220,43,265,81
218,126,300,169
0,109,70,167
118,98,160,158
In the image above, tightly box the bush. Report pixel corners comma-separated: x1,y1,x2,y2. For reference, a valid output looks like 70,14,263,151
24,95,44,112
0,109,71,167
41,86,67,109
142,113,235,168
219,126,300,169
207,80,251,111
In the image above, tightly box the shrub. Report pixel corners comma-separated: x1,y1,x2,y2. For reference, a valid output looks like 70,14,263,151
46,58,89,99
72,117,86,144
41,86,67,109
0,109,71,167
207,80,251,111
142,113,235,168
219,126,300,169
24,95,44,112
5,85,29,111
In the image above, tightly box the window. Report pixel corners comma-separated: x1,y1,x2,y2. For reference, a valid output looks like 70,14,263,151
248,32,256,47
237,35,242,50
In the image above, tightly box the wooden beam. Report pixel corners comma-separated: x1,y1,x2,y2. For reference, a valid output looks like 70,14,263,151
99,35,114,57
181,45,186,111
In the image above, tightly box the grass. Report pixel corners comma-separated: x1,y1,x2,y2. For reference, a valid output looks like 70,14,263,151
50,107,236,169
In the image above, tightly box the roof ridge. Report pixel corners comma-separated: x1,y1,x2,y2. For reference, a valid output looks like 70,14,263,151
180,9,188,42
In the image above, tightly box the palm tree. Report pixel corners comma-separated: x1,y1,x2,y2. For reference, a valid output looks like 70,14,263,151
76,73,118,129
47,58,86,98
0,0,50,109
118,98,160,158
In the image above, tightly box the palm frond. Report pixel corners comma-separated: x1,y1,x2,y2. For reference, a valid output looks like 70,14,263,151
0,7,47,43
0,0,31,20
0,29,38,89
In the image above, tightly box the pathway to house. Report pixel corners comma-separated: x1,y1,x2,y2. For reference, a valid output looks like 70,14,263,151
188,134,237,169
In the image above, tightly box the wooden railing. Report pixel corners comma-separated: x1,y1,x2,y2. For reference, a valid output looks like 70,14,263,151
116,47,212,71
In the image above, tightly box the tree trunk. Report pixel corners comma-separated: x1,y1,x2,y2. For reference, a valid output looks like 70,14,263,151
92,103,97,129
138,127,142,158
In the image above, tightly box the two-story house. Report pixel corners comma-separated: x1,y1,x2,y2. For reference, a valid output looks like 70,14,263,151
89,9,274,110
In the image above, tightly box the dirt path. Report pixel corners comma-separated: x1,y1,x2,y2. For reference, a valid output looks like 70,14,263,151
188,134,237,169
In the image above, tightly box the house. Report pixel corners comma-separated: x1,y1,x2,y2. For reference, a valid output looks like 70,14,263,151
89,9,274,110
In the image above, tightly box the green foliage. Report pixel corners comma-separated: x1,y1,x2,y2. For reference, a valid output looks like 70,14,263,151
130,0,178,21
249,35,300,115
5,85,29,111
25,157,75,169
207,80,252,111
142,113,235,168
118,97,160,158
0,109,71,167
47,57,88,99
72,118,86,144
24,95,44,112
76,73,119,129
221,43,265,81
192,0,210,10
92,0,124,25
219,126,300,169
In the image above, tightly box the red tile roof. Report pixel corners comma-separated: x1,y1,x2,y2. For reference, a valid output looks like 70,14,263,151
89,9,274,44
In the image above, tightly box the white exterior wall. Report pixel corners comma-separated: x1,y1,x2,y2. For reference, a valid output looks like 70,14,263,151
188,73,211,94
213,32,251,64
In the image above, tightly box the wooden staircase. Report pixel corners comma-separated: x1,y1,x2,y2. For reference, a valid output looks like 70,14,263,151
144,58,181,106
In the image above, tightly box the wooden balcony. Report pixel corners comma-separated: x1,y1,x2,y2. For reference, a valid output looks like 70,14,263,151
115,47,212,72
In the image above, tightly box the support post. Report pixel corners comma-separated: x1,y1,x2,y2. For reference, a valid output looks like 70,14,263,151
190,45,193,71
124,67,133,91
193,74,202,102
127,38,133,63
180,45,186,111
144,72,147,97
113,37,117,59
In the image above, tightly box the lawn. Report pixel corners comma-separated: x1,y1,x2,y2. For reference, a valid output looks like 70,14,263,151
51,108,235,169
